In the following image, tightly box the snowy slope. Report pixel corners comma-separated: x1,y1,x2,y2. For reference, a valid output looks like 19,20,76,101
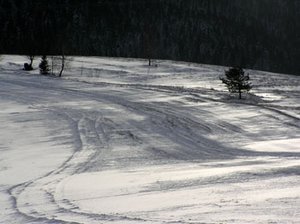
0,55,299,224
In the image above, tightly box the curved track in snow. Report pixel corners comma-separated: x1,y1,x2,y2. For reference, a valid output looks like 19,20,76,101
1,56,299,224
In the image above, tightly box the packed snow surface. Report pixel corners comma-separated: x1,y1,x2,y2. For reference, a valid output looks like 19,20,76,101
0,55,299,224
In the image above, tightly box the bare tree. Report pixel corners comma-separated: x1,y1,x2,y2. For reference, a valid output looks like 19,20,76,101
24,55,35,71
49,56,59,75
48,54,71,77
143,23,156,66
58,54,65,77
28,55,34,68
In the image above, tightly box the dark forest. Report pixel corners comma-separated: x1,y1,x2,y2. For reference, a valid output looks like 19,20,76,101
1,0,299,74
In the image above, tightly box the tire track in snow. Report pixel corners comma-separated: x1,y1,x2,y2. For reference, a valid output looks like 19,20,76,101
8,115,93,223
8,113,147,223
3,71,299,223
3,74,297,160
1,77,242,222
1,76,193,223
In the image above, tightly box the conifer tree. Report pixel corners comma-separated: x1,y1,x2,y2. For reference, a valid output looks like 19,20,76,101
39,55,50,75
220,67,252,99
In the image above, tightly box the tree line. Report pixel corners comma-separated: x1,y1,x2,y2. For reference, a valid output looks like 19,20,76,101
0,0,299,75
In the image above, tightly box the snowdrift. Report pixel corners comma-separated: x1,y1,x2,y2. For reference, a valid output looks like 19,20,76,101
0,55,299,224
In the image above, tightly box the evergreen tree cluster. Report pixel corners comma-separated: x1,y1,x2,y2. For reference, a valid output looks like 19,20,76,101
0,0,299,75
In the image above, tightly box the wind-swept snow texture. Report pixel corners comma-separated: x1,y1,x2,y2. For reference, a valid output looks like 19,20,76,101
0,55,299,224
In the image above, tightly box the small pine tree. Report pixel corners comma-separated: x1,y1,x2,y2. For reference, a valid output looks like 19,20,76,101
220,67,252,99
39,55,50,75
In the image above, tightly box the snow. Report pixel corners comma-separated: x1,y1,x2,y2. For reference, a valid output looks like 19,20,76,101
0,55,299,223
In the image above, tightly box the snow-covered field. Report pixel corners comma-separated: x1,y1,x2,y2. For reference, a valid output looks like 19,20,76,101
0,55,299,224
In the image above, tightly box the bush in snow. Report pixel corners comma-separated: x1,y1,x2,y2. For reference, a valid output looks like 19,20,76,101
24,63,31,71
24,55,34,71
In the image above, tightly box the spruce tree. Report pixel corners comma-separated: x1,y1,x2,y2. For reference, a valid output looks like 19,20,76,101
220,67,252,99
39,55,50,75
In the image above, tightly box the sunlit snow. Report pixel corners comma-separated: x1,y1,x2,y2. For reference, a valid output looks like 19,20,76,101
0,55,299,224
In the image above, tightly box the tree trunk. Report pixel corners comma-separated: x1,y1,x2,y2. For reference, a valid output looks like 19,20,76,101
29,56,34,67
148,58,151,66
59,55,65,77
51,56,54,75
239,89,242,99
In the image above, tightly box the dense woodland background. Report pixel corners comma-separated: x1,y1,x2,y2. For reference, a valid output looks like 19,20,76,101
0,0,299,75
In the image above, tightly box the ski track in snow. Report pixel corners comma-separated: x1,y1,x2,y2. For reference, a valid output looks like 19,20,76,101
0,56,299,224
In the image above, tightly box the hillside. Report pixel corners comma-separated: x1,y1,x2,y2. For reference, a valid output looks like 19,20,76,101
0,55,299,223
1,0,300,74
